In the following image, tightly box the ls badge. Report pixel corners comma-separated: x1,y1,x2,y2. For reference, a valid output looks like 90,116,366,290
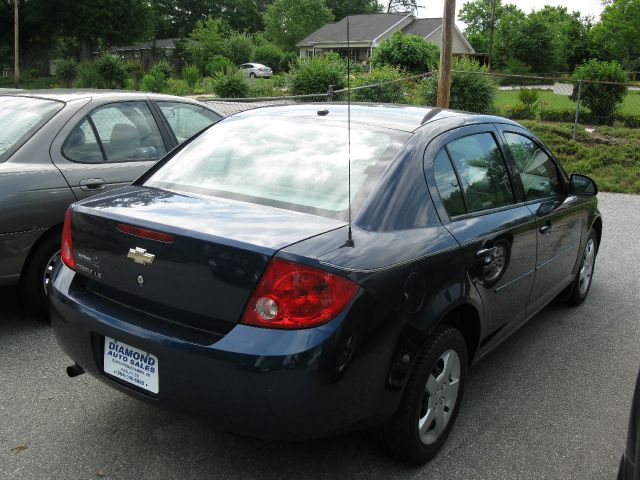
127,247,155,266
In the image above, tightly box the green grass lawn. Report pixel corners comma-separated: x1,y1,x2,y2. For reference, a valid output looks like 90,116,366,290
522,120,640,194
496,89,640,116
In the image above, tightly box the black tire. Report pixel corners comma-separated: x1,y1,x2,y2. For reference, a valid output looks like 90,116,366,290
378,326,468,465
249,72,256,78
565,229,598,307
20,232,62,320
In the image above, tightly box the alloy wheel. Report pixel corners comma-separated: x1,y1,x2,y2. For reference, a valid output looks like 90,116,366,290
42,249,61,296
418,349,461,445
578,239,595,295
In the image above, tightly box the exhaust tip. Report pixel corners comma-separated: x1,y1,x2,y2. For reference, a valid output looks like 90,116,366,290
66,364,85,378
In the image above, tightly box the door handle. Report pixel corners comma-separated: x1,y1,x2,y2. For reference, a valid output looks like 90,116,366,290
539,224,552,235
79,178,106,192
475,247,497,264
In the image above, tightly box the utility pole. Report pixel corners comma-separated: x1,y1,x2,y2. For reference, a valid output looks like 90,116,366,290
488,0,496,71
437,0,456,108
14,0,19,88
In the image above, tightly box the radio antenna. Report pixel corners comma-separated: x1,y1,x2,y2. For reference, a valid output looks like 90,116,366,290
345,14,354,247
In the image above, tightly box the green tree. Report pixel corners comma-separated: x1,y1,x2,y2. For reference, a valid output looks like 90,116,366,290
592,0,640,70
263,0,334,51
385,0,418,13
370,31,440,73
493,7,558,73
185,18,231,72
49,0,153,59
226,32,255,65
324,0,380,20
252,43,284,70
459,0,504,54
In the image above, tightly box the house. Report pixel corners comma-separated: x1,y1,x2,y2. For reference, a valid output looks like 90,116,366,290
297,13,475,64
108,39,179,61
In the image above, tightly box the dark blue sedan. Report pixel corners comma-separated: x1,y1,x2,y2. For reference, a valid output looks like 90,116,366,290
50,104,601,464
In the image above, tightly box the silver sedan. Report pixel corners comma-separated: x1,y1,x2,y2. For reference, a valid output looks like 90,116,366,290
238,63,273,78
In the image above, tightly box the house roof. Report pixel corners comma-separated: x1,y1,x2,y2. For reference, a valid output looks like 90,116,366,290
110,38,178,52
297,13,411,46
402,18,443,37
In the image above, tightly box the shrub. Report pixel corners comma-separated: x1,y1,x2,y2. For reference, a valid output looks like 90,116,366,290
226,32,254,66
95,53,127,89
518,88,539,108
370,31,440,73
150,60,173,80
252,43,283,72
124,78,137,91
76,61,100,88
420,58,497,114
351,66,406,104
213,70,249,98
571,60,628,125
140,71,166,93
279,51,298,73
248,78,281,97
124,60,144,88
164,78,190,96
206,55,235,76
182,64,201,89
504,103,537,120
288,53,346,95
55,58,78,87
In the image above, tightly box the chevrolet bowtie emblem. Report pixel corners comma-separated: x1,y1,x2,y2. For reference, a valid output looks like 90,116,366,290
127,247,155,265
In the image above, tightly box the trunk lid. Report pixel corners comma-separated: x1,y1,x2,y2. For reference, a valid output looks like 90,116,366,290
71,187,344,334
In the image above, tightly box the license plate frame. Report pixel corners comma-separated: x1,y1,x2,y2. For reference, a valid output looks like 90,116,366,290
103,337,159,394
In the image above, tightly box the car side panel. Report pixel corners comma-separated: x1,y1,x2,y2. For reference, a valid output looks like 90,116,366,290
0,100,84,283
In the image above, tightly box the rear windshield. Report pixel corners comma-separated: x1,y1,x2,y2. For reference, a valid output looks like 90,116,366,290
145,115,410,220
0,96,64,162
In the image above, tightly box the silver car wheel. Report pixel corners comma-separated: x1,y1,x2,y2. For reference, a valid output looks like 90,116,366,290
418,349,461,445
42,249,61,296
578,238,595,295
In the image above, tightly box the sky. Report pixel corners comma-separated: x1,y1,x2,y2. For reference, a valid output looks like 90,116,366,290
417,0,606,28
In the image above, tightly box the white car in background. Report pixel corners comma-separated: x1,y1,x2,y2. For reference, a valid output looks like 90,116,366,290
238,63,273,78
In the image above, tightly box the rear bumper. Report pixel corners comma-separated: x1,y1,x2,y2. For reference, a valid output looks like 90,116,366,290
50,264,402,440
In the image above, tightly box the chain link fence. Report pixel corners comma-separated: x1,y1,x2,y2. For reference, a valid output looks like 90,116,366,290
199,71,640,135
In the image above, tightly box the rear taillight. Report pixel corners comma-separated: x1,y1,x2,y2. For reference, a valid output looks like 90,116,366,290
61,208,75,270
241,258,358,329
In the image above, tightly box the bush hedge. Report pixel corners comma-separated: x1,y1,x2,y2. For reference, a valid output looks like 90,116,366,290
370,31,439,73
571,60,627,125
213,70,249,98
351,66,406,104
95,53,127,89
420,58,497,114
288,53,346,95
55,58,78,87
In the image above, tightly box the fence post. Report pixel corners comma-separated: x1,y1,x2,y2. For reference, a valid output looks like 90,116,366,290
573,80,583,140
327,84,333,102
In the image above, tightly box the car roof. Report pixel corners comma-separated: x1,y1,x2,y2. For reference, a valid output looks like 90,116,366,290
235,103,521,133
4,89,210,105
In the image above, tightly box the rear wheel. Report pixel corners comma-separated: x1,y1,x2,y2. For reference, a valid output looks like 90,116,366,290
20,233,61,320
565,230,598,306
379,326,467,464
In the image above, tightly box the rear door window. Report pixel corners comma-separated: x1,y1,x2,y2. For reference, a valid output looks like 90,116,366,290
89,102,166,162
62,119,103,162
445,133,514,213
157,102,221,144
433,149,466,217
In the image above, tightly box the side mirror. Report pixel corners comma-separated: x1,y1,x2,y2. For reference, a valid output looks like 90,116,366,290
570,174,598,196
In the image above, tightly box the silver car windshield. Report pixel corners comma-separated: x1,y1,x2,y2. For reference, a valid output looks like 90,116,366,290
0,96,64,162
145,115,410,220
